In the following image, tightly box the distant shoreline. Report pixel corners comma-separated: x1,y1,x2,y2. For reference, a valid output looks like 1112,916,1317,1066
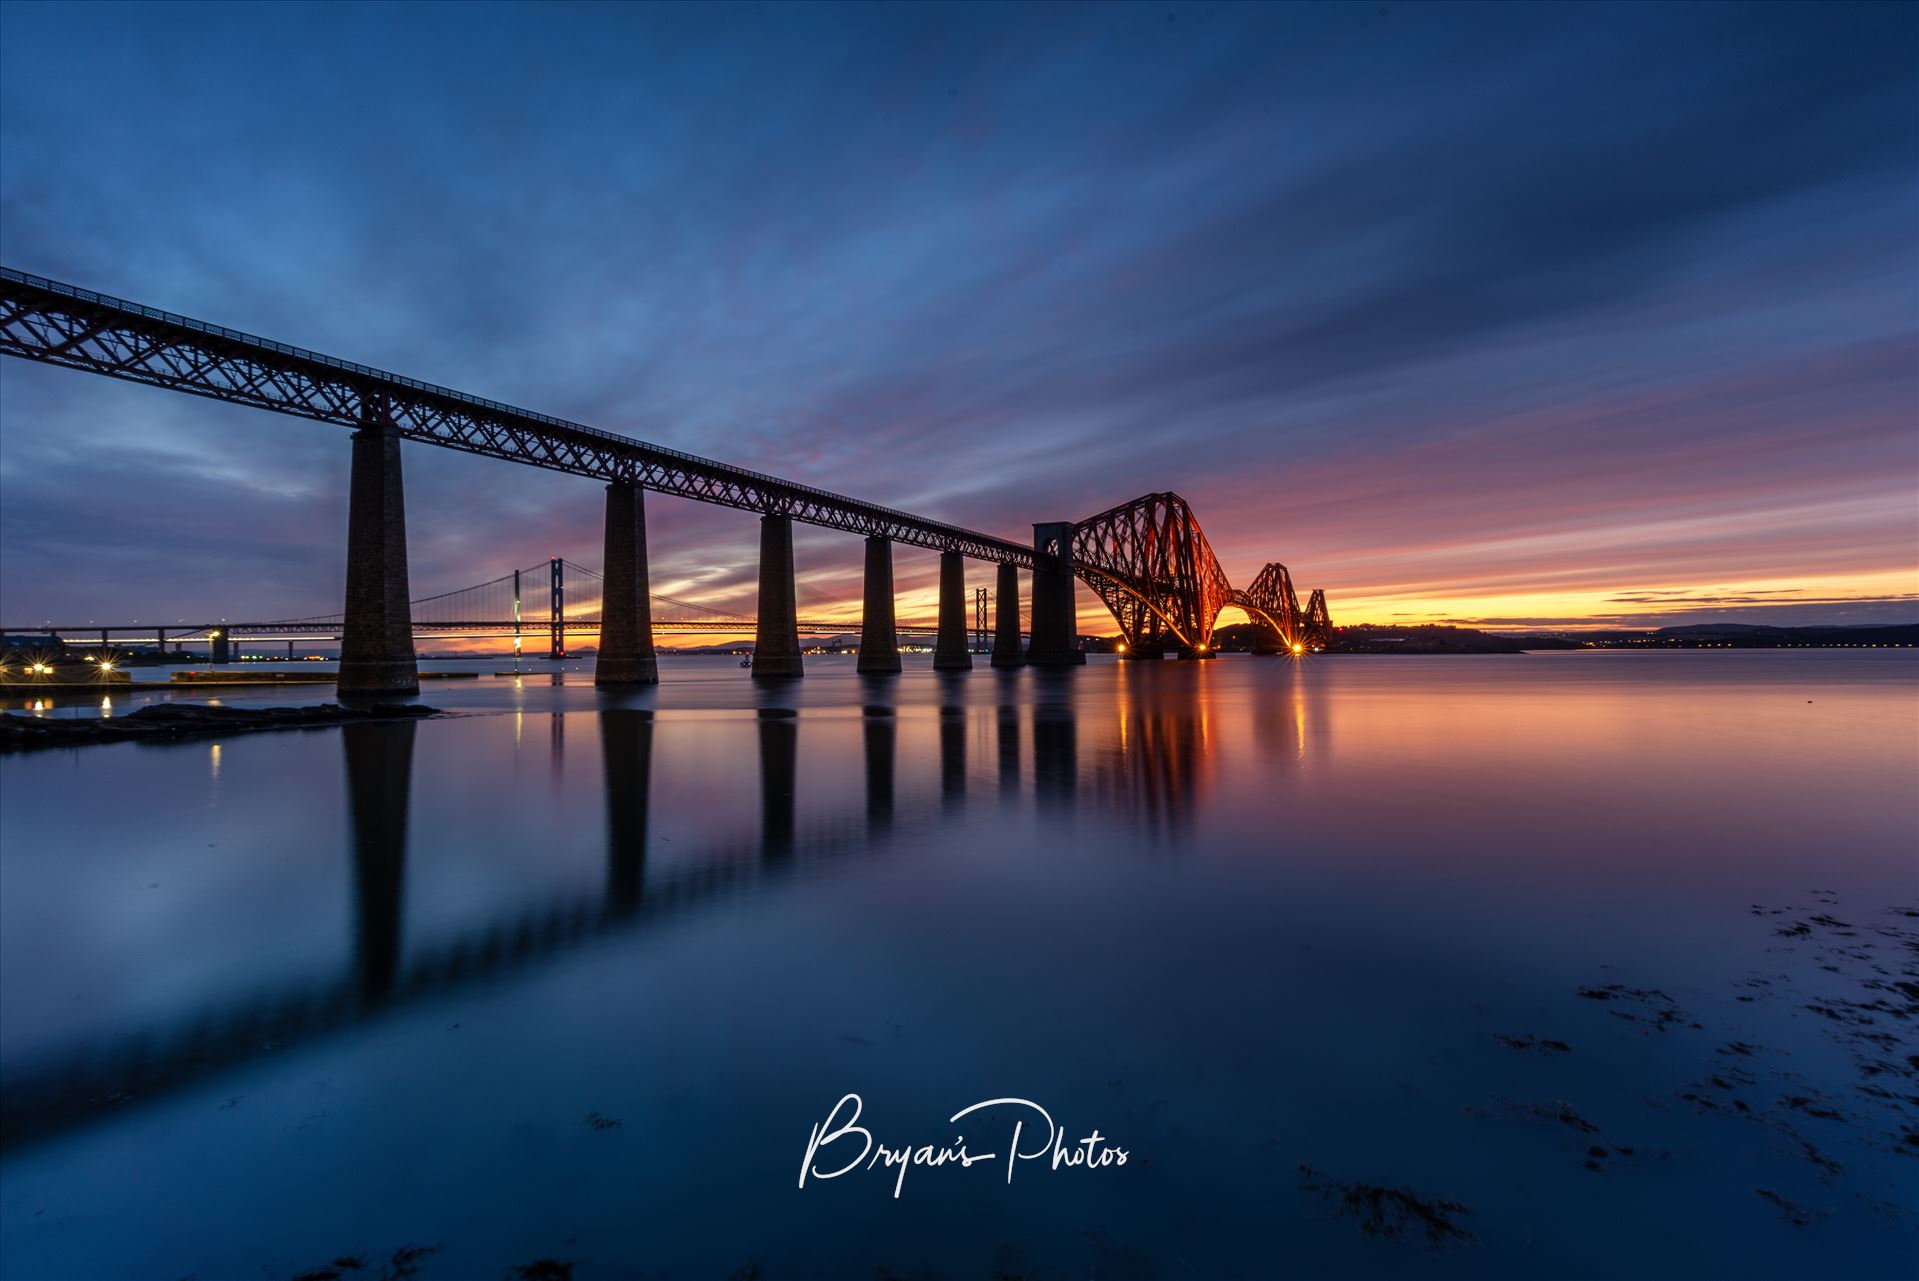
1228,622,1919,656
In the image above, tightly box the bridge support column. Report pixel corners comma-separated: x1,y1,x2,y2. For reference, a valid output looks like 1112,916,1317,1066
595,481,659,686
338,404,419,697
933,551,973,671
1177,645,1217,660
856,536,901,675
752,514,803,679
1025,521,1085,667
211,629,231,665
991,562,1024,669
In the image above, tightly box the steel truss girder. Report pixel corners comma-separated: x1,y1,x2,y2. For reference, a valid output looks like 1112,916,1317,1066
1071,491,1235,651
1068,498,1326,653
1234,561,1302,647
1300,589,1332,645
0,268,1034,566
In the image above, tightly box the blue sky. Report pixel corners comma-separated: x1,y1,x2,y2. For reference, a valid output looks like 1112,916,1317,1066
1,1,1914,630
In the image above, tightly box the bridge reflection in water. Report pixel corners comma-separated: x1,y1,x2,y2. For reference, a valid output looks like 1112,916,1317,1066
345,719,414,1007
600,709,651,919
0,673,1322,1153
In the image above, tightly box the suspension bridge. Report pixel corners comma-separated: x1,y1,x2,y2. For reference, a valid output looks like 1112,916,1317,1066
4,558,997,658
0,267,1333,685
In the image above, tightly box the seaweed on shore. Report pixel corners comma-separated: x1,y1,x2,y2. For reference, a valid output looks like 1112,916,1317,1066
290,1245,438,1281
1296,1164,1476,1252
507,1261,574,1281
1495,1097,1602,1134
1573,985,1702,1032
1494,1034,1572,1054
1756,1189,1829,1226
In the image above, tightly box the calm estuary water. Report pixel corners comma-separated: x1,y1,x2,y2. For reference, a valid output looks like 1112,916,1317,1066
2,651,1915,1279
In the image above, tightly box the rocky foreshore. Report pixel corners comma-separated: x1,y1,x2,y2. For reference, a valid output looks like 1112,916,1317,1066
0,702,437,752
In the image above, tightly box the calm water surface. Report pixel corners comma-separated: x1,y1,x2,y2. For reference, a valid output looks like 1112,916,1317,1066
2,652,1915,1279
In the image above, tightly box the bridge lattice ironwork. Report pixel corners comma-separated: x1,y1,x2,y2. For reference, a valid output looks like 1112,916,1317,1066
0,270,1332,648
0,268,1035,566
1068,492,1328,653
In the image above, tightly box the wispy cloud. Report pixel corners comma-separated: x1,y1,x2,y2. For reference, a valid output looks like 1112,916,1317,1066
1,4,1913,628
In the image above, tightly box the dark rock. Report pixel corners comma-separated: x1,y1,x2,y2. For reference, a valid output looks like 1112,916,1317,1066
1,702,436,752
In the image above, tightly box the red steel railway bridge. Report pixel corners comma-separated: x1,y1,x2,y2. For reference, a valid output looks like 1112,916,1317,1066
0,268,1331,688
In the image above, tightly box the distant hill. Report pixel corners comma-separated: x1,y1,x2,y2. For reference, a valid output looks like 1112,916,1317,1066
1203,623,1577,653
1558,623,1919,648
1326,625,1580,654
1205,621,1918,654
658,635,865,654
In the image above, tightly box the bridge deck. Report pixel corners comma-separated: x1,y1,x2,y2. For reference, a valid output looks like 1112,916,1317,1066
4,620,961,639
0,267,1036,566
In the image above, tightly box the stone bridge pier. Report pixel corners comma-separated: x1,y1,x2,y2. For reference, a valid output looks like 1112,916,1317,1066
857,536,901,675
1025,521,1084,666
933,551,973,671
991,561,1025,669
595,480,659,686
753,514,803,679
338,399,419,698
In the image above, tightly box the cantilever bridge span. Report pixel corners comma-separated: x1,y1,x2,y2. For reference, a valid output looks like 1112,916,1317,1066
0,268,1331,683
